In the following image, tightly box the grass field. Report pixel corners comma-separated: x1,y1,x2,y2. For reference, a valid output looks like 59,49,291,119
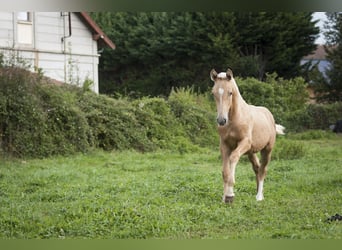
0,135,341,239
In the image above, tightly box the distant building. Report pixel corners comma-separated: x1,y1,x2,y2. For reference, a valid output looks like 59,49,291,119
0,12,115,93
301,45,338,102
301,45,331,80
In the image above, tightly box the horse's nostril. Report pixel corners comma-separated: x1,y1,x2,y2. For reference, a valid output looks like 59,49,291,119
217,117,227,126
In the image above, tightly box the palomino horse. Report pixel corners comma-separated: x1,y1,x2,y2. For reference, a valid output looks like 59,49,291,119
210,68,285,203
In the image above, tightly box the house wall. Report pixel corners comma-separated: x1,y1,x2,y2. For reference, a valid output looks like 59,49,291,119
0,12,100,93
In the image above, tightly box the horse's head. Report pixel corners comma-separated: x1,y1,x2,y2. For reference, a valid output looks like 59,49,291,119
210,68,235,127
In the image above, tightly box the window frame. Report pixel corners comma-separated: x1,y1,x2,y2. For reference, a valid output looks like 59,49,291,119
16,12,34,46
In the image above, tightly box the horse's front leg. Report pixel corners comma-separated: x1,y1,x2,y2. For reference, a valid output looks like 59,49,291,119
222,138,251,203
222,149,235,203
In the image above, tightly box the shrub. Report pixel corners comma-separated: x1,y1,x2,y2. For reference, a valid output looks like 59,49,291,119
272,138,307,160
0,67,91,157
37,84,92,155
236,74,309,130
77,93,199,153
284,103,342,132
286,130,337,140
0,66,338,158
305,103,342,130
237,77,275,108
0,67,46,157
132,97,185,150
78,92,151,151
168,87,218,148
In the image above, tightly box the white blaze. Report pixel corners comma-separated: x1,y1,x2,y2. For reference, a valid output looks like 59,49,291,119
217,72,227,78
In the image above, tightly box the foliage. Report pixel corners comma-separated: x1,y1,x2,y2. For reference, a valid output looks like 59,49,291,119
0,67,45,157
77,92,197,153
286,129,337,140
314,12,342,102
0,67,216,157
91,12,319,96
237,76,276,107
0,67,91,158
0,137,341,239
272,137,307,160
281,102,342,132
168,87,218,148
236,73,309,129
232,12,319,80
92,12,238,97
0,66,339,158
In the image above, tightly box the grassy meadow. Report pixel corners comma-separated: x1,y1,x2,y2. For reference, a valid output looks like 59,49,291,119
0,134,341,239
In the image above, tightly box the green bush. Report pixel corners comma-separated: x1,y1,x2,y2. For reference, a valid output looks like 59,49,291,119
78,92,152,151
132,97,185,150
272,138,307,160
236,74,309,130
0,66,339,158
305,103,342,130
286,130,337,140
0,67,46,157
168,87,218,148
237,77,275,108
0,67,91,157
38,84,92,155
284,103,342,132
78,91,204,153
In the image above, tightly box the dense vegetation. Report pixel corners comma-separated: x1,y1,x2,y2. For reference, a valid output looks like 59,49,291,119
314,12,342,102
90,12,319,96
1,67,341,158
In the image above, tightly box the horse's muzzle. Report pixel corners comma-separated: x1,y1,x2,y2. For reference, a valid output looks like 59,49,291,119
217,117,227,126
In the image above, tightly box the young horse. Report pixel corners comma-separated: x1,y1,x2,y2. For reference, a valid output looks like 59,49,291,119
210,68,285,203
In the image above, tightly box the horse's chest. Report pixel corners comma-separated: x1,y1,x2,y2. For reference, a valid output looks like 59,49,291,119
220,127,244,149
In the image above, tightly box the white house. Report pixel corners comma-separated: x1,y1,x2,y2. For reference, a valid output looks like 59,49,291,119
0,12,115,93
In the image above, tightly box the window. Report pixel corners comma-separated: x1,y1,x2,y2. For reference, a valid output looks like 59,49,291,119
17,12,33,45
17,12,31,22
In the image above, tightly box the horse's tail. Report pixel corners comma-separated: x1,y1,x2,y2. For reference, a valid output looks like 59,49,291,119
275,124,285,135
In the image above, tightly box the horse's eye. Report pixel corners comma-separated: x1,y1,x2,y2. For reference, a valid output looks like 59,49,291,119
228,92,232,96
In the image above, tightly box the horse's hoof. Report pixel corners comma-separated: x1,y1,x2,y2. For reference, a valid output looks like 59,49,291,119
224,196,234,203
256,194,264,201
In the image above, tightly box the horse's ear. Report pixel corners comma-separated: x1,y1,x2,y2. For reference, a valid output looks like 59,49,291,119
210,69,217,81
226,68,233,80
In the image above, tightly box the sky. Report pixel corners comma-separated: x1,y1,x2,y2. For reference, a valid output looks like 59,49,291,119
312,12,328,44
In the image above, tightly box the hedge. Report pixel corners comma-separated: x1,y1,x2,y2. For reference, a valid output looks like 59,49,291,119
1,67,340,158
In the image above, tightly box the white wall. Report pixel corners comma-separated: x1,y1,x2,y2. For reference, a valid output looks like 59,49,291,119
0,12,100,93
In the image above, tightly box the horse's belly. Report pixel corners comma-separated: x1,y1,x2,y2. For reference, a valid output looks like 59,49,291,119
250,124,276,151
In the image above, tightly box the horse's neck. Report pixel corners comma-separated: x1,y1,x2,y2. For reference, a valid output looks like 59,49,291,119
230,80,248,120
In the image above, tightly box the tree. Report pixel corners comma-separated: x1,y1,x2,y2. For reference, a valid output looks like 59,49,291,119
316,12,342,102
232,12,319,80
91,12,239,96
91,12,319,96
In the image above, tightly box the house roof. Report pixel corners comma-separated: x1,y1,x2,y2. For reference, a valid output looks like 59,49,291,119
303,45,326,60
76,12,115,50
303,44,337,60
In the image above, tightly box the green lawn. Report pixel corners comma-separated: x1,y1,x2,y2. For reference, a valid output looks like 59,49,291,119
0,136,341,239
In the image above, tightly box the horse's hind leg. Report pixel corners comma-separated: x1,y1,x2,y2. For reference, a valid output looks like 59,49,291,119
248,153,261,195
256,147,272,201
